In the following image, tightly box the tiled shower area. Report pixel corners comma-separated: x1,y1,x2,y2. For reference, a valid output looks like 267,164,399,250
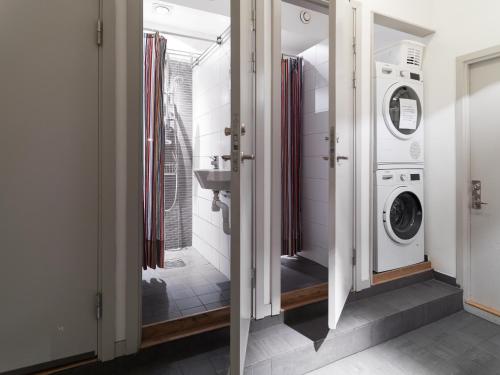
142,37,232,325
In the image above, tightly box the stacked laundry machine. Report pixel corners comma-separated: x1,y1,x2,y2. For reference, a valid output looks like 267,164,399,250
373,41,426,272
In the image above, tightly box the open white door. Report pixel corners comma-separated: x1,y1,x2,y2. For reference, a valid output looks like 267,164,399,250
328,0,356,329
230,0,255,373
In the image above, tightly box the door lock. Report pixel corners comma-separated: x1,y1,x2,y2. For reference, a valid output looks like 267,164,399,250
241,152,255,163
472,180,488,209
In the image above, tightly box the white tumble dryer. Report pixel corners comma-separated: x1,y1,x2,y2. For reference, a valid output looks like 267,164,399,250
374,169,424,272
374,62,424,167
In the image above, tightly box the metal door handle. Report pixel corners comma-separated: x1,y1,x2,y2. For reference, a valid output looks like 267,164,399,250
241,153,255,163
221,154,231,161
336,156,349,162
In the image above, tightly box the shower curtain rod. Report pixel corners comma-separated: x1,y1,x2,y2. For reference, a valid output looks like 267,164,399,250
144,28,216,44
282,53,300,59
192,25,231,68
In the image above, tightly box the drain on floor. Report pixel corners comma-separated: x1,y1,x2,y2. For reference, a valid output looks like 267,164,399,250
165,259,186,269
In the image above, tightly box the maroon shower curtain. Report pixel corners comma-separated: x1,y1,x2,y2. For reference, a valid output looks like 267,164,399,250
281,57,303,256
143,33,167,269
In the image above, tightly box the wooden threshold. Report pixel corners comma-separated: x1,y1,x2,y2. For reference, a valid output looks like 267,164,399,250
281,283,328,311
373,261,432,285
466,300,500,318
35,358,97,375
141,306,230,349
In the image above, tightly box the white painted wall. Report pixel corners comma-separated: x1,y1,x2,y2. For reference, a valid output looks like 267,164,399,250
424,0,500,277
192,41,232,278
298,39,330,268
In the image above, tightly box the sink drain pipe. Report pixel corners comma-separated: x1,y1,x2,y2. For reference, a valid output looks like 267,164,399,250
212,191,231,235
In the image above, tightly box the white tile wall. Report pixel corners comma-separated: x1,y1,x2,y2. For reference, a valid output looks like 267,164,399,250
298,39,329,268
192,40,231,279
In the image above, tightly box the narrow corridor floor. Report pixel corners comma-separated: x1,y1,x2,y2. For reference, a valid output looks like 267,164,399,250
142,247,230,324
309,311,500,375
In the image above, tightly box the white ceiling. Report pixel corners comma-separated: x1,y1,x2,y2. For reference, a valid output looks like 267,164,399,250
282,2,329,55
143,0,230,54
143,0,327,56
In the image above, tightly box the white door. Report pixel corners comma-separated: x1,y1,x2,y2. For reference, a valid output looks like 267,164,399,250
468,55,500,316
0,0,100,372
328,0,355,329
230,0,255,373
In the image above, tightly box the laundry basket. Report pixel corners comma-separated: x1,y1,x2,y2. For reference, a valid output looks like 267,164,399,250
374,40,425,71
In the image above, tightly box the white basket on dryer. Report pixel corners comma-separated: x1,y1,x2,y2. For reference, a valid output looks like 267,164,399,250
375,40,425,71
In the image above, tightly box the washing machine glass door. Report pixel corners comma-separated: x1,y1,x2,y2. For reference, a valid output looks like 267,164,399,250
384,188,423,244
383,84,422,140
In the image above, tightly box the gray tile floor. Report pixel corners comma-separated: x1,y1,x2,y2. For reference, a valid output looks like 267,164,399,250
142,247,230,325
62,312,500,375
281,256,328,293
309,311,500,375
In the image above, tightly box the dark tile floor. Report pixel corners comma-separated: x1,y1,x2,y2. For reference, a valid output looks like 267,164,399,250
61,312,500,375
281,256,328,293
62,328,230,375
311,311,500,375
142,247,230,325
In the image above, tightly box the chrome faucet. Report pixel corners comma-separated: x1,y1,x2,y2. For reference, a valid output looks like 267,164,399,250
210,155,219,170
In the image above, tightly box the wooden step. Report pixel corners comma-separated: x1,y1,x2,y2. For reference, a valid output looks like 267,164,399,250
281,283,328,311
141,306,230,349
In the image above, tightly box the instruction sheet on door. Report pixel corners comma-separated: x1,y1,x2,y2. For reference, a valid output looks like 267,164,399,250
399,98,418,130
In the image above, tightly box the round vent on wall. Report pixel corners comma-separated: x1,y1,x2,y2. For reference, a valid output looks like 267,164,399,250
300,10,311,24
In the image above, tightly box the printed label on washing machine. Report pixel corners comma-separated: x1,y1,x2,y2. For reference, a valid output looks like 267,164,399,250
399,98,418,130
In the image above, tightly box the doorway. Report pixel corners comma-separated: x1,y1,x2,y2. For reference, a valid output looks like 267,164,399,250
279,0,330,305
141,0,232,328
457,47,500,324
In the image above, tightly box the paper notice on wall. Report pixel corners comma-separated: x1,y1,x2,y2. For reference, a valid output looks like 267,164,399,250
399,98,418,130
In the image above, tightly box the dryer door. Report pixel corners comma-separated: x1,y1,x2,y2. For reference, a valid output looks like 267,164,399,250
383,83,422,140
383,187,423,244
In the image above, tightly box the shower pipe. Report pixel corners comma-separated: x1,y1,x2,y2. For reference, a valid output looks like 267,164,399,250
164,75,184,212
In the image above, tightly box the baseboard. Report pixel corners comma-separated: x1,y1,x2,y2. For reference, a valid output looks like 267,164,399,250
114,340,128,358
372,261,432,285
349,269,434,302
433,270,459,287
465,302,500,326
2,352,96,375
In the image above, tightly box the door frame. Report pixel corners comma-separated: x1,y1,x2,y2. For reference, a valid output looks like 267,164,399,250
456,45,500,324
99,0,119,361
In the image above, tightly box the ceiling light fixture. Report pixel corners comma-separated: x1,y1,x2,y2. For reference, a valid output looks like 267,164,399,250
153,3,171,16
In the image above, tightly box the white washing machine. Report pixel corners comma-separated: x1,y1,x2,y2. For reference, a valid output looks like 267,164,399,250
374,169,424,272
374,62,424,167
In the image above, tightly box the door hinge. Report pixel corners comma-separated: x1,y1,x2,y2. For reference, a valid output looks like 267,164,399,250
96,292,102,320
251,0,256,31
251,268,256,288
352,248,357,266
97,19,103,46
352,71,357,89
251,51,256,73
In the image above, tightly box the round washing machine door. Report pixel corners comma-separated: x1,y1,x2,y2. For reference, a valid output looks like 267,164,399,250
383,83,423,140
383,187,423,244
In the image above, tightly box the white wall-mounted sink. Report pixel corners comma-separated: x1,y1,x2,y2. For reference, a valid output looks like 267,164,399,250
194,169,231,191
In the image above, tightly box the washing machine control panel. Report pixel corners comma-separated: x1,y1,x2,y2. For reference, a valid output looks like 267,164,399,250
376,170,423,185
